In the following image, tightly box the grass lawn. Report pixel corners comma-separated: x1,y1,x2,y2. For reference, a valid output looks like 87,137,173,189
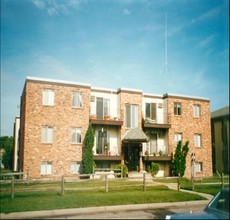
0,181,206,213
153,175,229,196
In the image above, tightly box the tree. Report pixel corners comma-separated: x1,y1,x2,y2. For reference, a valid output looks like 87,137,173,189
0,136,13,170
82,124,95,174
172,140,189,177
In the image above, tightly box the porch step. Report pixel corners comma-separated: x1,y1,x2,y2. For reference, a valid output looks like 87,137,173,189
128,171,152,180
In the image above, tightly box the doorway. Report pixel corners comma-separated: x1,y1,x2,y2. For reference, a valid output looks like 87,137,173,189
124,143,141,171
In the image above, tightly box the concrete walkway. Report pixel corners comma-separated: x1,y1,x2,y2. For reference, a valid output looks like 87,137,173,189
0,181,214,219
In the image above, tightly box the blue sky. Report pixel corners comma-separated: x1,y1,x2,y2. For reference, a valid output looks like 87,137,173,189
1,0,229,136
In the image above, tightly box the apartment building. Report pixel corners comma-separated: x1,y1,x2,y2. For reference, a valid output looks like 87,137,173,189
211,106,229,174
18,76,213,179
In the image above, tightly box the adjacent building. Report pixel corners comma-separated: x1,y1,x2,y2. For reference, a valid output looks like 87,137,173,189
18,76,213,180
13,116,20,171
211,106,229,174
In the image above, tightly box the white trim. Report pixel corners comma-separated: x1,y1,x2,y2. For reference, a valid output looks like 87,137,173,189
26,76,91,87
164,93,210,101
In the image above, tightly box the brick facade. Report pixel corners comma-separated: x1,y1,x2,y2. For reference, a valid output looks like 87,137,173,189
18,77,213,179
165,95,212,177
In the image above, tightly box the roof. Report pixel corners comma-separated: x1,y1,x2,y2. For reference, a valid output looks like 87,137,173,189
123,127,149,143
211,106,229,119
24,76,210,101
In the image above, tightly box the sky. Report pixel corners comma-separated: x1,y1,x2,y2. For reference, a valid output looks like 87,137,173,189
1,0,229,137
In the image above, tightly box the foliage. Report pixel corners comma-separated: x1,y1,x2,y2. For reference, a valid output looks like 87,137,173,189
149,162,160,177
114,164,128,177
82,124,95,174
0,136,13,149
0,136,13,169
172,141,189,177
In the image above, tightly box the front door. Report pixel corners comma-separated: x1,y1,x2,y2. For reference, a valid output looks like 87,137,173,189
124,143,140,171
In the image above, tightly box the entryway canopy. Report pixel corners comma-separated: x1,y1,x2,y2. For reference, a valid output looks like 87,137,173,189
123,127,149,143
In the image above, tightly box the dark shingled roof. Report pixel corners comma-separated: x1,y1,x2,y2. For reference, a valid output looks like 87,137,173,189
123,127,149,143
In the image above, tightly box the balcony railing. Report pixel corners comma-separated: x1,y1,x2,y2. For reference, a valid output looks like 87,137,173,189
142,112,171,129
90,107,123,126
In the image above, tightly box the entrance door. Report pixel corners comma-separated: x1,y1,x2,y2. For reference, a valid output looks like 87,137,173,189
124,143,140,171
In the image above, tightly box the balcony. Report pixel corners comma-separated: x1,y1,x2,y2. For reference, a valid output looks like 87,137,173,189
143,152,173,162
142,113,171,129
90,106,123,126
90,115,123,126
93,155,123,161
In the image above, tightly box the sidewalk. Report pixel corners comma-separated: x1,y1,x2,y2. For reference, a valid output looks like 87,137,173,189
0,183,213,219
0,200,211,219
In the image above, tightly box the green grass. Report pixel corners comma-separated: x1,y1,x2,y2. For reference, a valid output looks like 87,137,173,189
0,181,206,214
1,175,229,214
152,175,229,196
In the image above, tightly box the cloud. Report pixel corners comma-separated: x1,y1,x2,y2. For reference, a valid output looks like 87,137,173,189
32,0,46,9
192,6,221,23
31,0,86,16
196,35,215,49
123,8,131,15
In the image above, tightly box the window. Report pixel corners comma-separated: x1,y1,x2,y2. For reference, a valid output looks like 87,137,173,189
70,162,81,174
72,92,82,108
42,89,54,106
96,97,110,120
174,133,182,143
42,126,53,143
96,130,110,154
194,134,202,147
41,162,52,174
174,102,182,115
148,133,157,155
145,103,157,121
71,128,81,143
193,104,201,117
126,104,138,128
195,162,202,172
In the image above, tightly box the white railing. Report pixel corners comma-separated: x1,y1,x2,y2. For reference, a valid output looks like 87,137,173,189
90,107,123,121
142,112,170,124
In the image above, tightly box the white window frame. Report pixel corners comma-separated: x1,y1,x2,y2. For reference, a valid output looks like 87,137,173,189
193,104,201,118
42,89,54,106
70,162,81,174
195,162,202,172
41,162,52,174
71,128,81,144
103,99,110,117
145,103,157,121
174,102,182,115
194,134,202,147
42,126,53,143
174,133,182,143
72,92,82,108
126,104,138,128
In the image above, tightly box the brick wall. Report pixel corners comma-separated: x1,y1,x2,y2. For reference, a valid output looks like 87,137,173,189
21,80,91,179
166,96,212,178
19,78,213,179
118,89,143,138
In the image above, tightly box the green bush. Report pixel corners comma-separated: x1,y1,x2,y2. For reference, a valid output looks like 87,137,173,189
114,164,128,177
149,162,159,177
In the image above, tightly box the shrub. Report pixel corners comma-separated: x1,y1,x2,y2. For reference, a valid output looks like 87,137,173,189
172,141,189,177
82,124,95,174
114,164,128,177
150,162,159,177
